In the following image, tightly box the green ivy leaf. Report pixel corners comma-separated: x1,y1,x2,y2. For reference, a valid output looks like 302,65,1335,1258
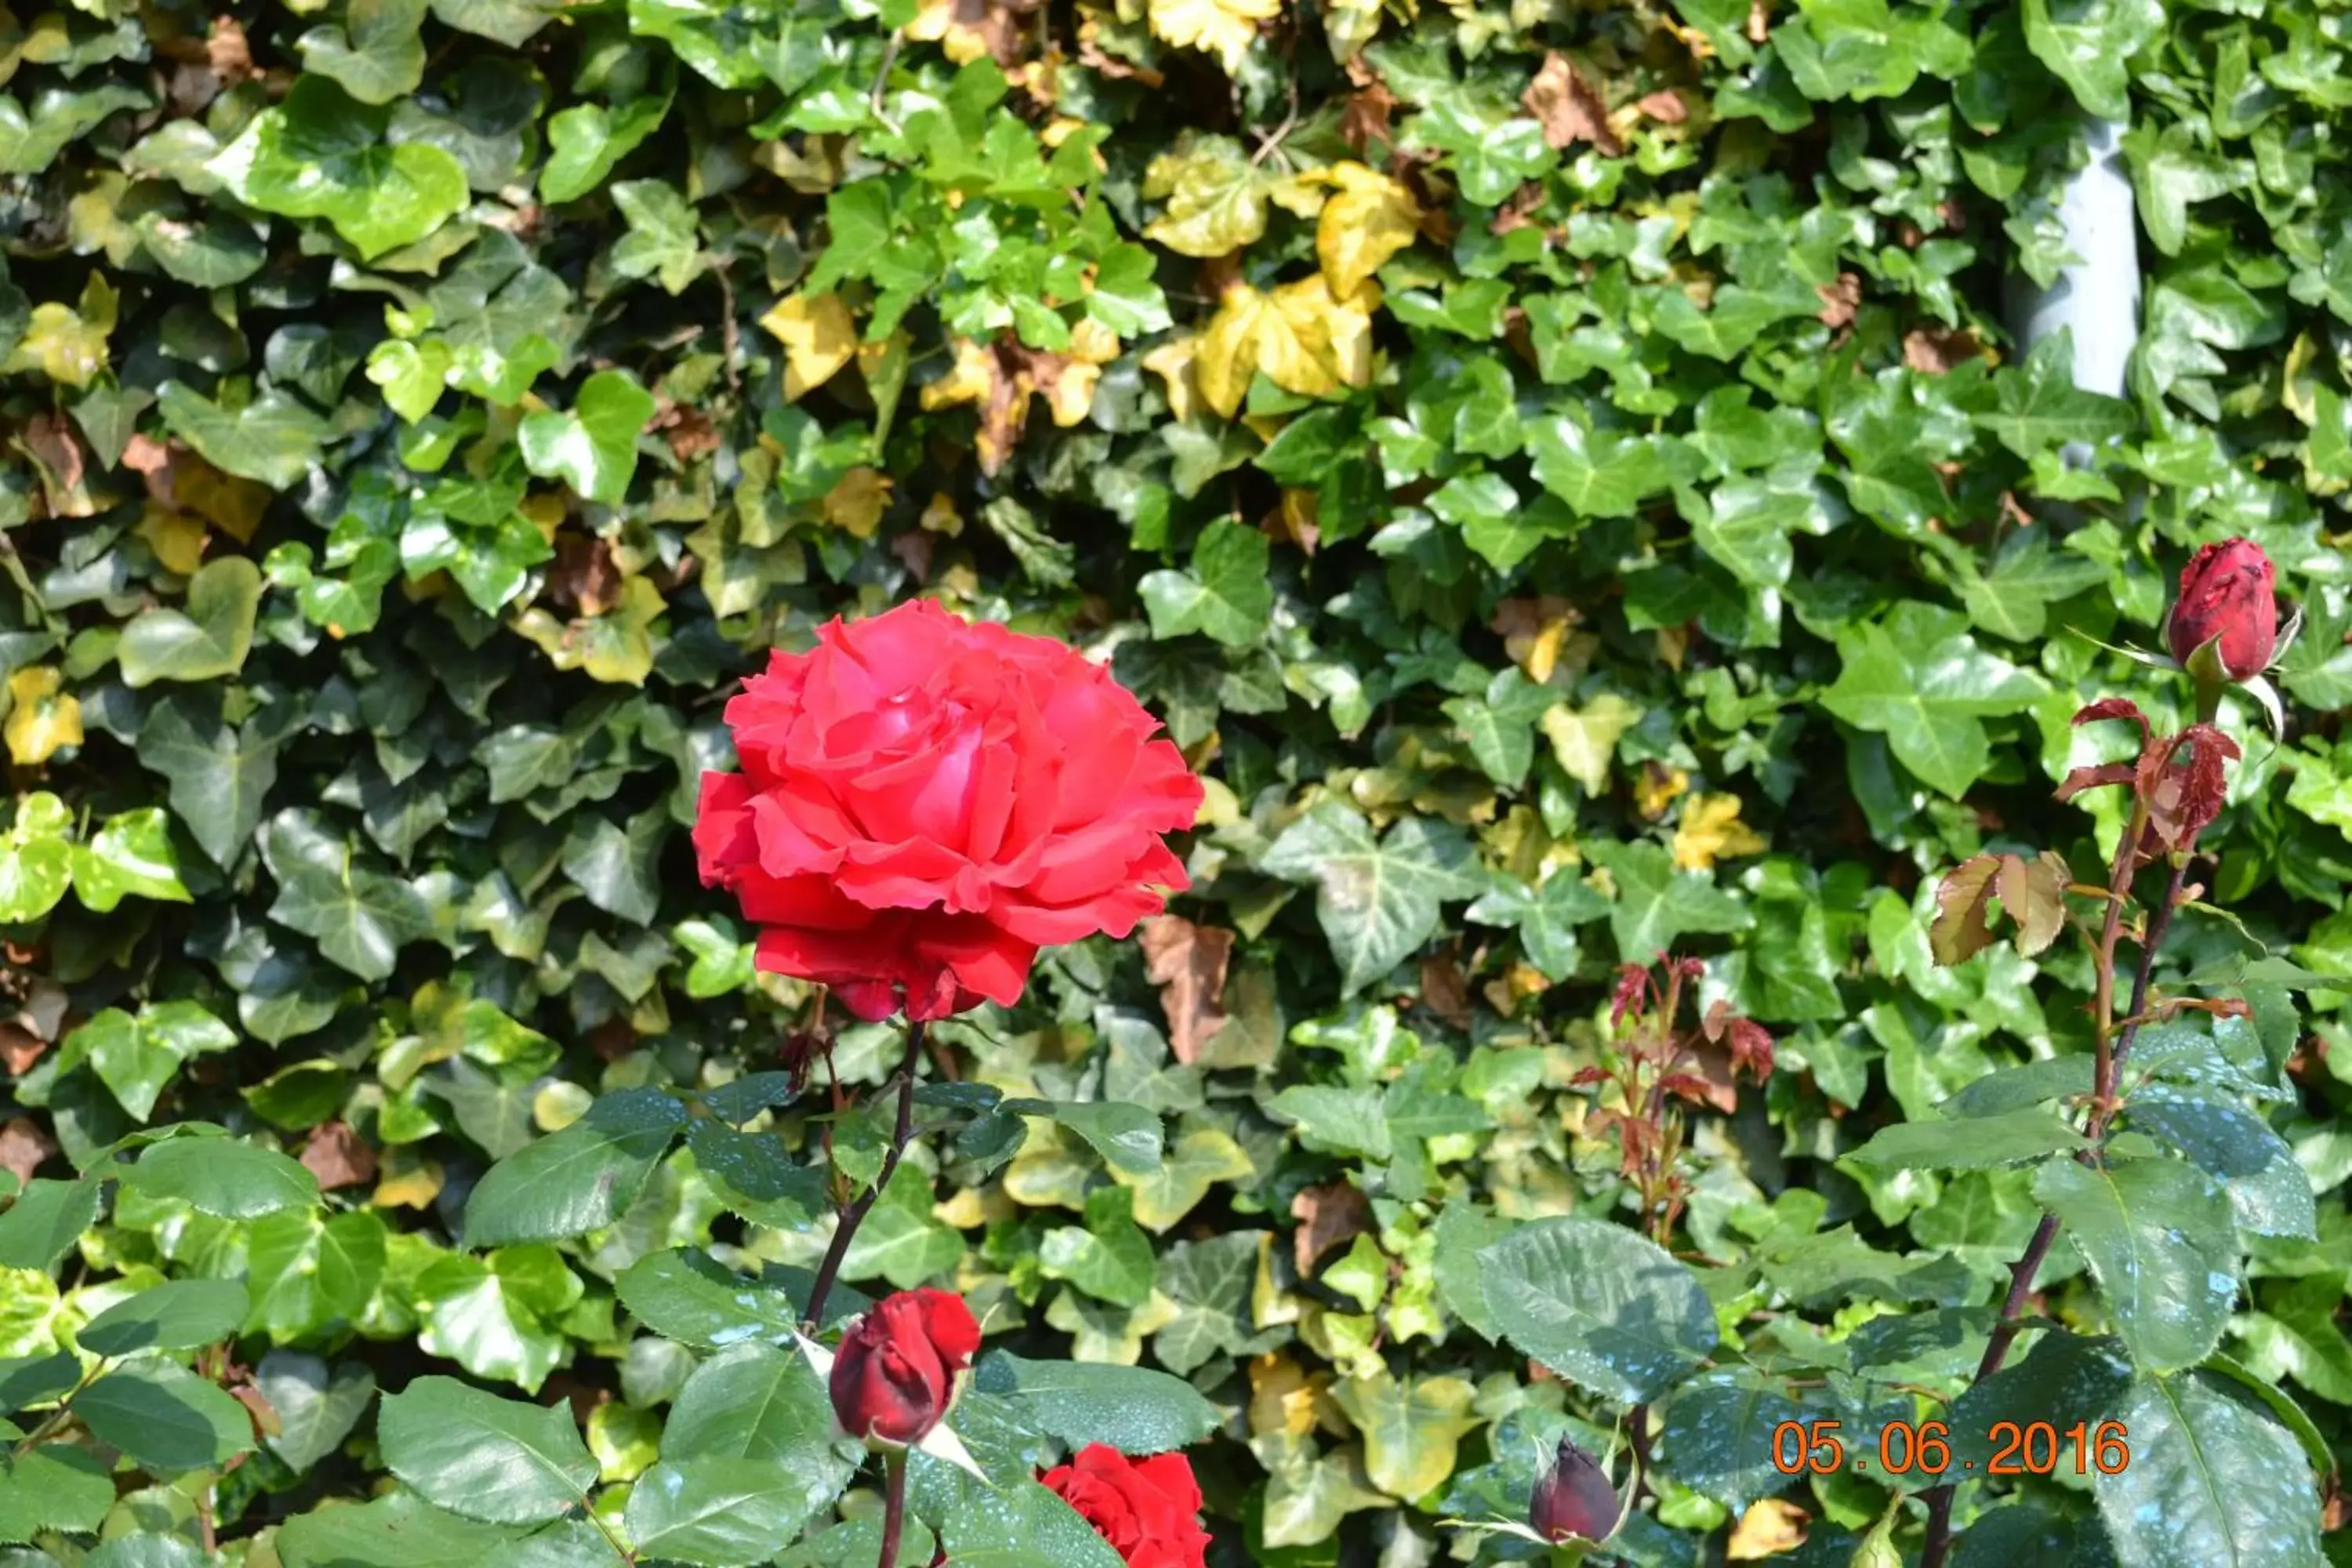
1137,518,1272,646
116,555,264,687
518,369,656,504
1820,603,2047,798
71,808,192,913
260,809,434,981
298,0,430,105
1261,804,1486,993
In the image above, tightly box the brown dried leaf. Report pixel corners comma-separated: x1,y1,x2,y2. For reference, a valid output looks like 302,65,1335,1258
547,535,623,617
1138,914,1233,1065
1929,853,2002,967
208,15,255,85
1341,67,1399,156
1290,1180,1373,1276
1523,53,1623,157
300,1122,378,1191
1419,952,1472,1031
1903,327,1982,375
1994,851,2067,958
0,1116,56,1187
1815,273,1861,329
1635,89,1690,124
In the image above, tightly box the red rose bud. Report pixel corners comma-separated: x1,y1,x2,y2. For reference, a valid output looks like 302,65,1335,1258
1530,1436,1620,1545
2167,539,2277,681
829,1288,982,1446
1039,1445,1211,1568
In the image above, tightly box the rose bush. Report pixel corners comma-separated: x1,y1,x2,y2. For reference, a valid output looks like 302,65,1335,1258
692,599,1204,1022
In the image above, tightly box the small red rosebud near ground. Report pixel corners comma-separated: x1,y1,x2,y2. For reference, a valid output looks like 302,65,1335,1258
1039,1445,1211,1568
2166,539,2278,681
829,1288,982,1446
1530,1436,1621,1544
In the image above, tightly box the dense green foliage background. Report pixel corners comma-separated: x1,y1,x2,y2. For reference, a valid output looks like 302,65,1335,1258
0,0,2349,1559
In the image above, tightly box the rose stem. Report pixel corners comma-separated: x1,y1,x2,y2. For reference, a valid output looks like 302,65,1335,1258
877,1449,909,1568
804,1019,927,1330
1921,844,2196,1566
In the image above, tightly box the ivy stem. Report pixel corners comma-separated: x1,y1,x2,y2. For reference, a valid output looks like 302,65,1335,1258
877,1449,909,1568
804,1019,926,1331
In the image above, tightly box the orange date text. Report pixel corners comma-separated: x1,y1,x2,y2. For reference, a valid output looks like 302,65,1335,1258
1768,1419,2131,1478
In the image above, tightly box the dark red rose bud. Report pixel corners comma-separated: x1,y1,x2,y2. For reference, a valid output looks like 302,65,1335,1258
2167,539,2278,681
1530,1436,1620,1544
829,1288,982,1446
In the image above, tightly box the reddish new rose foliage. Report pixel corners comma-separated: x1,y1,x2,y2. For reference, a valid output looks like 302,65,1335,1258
1530,1436,1620,1544
1038,1445,1211,1568
694,599,1204,1022
2167,539,2278,681
829,1288,982,1446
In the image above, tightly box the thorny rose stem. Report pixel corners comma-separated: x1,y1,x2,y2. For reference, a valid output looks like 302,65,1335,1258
1918,835,2201,1567
803,1020,927,1331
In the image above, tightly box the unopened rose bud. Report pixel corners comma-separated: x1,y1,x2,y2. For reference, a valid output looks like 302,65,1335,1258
2166,538,2278,681
1530,1436,1619,1544
829,1288,981,1446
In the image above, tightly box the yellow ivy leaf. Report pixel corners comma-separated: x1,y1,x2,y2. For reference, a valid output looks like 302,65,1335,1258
1329,1369,1480,1501
1044,1286,1181,1365
372,1146,446,1209
67,171,140,267
920,492,964,536
1635,760,1690,820
1728,1497,1810,1559
5,303,109,387
1541,693,1641,795
1146,0,1278,72
136,504,207,575
1142,133,1271,257
514,576,666,686
1038,361,1100,428
587,1402,662,1485
1323,0,1382,60
1112,1126,1255,1230
1195,275,1378,419
174,457,270,543
822,466,891,537
1672,793,1766,872
1247,1353,1327,1439
760,291,858,401
3,667,80,764
920,337,998,413
1142,335,1200,423
520,492,568,543
905,0,993,63
1316,161,1422,301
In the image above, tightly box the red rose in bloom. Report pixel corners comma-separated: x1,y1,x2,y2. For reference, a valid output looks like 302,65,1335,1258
829,1288,982,1446
2166,539,2278,681
694,599,1203,1022
1040,1445,1211,1568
